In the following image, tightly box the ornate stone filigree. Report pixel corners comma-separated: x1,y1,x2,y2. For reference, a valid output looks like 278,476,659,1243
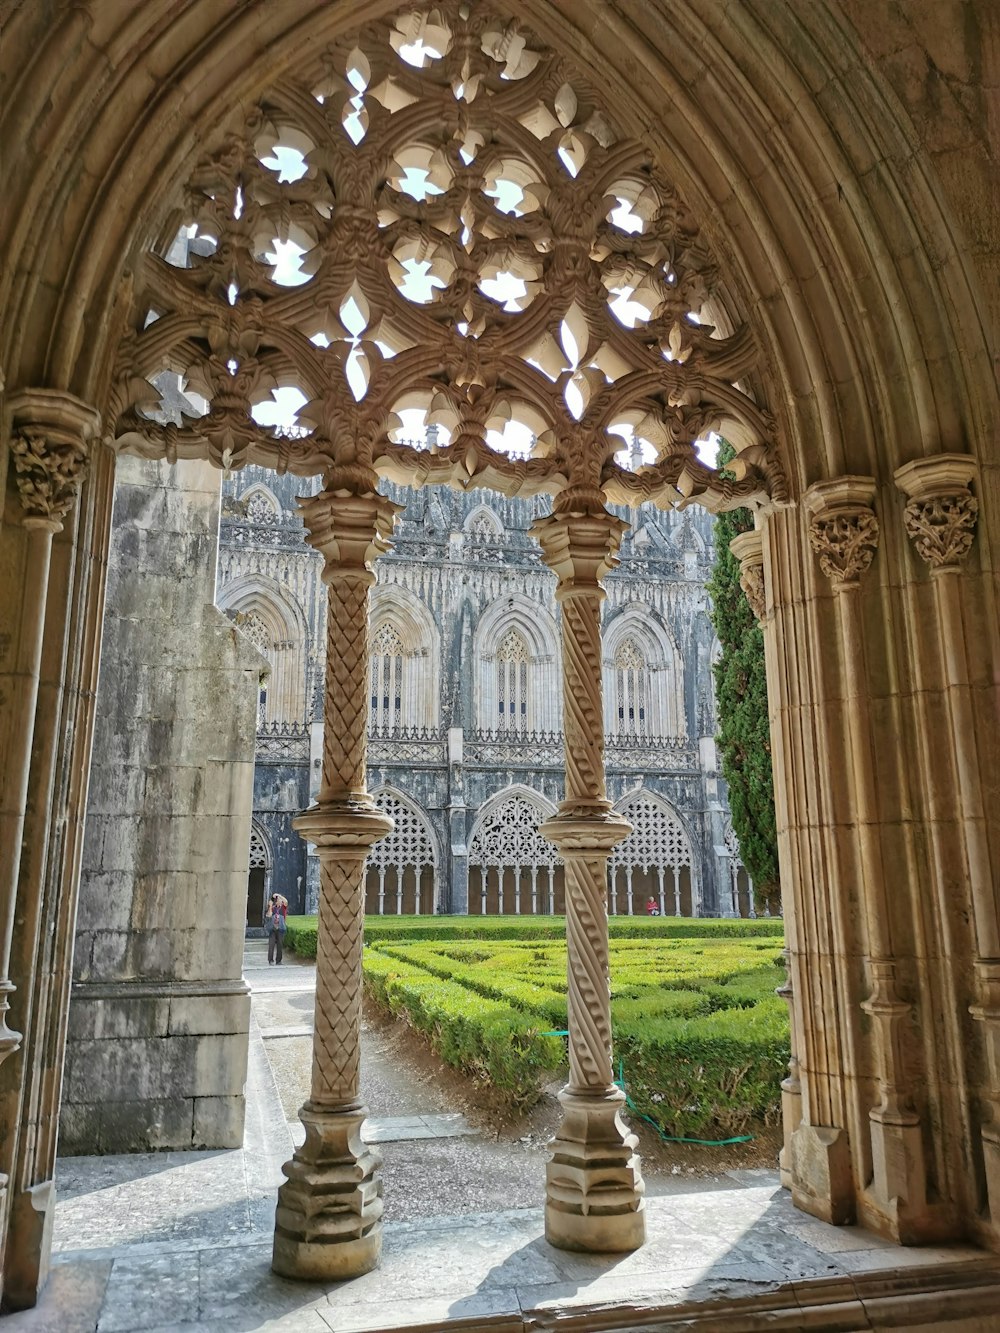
109,1,783,513
804,477,879,591
894,454,979,572
6,390,101,532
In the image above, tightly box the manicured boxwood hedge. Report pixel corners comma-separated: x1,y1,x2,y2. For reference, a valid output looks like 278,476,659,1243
282,914,790,1134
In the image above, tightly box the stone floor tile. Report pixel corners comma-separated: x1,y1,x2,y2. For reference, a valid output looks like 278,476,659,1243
96,1253,200,1331
197,1241,332,1324
323,1287,521,1332
835,1242,989,1273
1,1258,111,1332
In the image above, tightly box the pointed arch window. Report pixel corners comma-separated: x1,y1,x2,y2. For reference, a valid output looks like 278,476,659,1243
614,636,649,737
496,628,529,733
371,621,404,733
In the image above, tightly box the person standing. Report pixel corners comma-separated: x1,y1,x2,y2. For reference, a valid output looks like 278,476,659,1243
265,892,288,964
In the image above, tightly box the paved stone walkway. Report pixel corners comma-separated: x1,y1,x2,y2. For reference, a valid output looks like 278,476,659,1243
7,943,1000,1331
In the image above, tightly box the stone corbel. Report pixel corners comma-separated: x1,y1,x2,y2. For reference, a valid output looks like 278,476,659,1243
803,476,879,590
728,529,765,620
893,454,979,573
6,389,102,531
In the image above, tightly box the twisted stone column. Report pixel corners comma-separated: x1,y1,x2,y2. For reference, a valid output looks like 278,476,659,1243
272,488,400,1281
532,504,645,1254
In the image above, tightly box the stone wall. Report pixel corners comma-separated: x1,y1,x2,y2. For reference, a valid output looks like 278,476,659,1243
60,456,262,1154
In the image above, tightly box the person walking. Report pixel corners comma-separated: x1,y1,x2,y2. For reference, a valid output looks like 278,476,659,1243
265,892,288,964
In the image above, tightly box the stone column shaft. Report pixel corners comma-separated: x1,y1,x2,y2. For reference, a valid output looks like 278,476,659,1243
272,487,399,1282
532,503,644,1254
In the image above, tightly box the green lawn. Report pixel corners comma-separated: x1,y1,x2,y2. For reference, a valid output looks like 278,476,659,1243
285,915,790,1139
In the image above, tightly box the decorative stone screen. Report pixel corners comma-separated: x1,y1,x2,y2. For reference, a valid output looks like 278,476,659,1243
248,825,270,869
468,788,561,915
612,636,649,738
365,790,436,914
610,792,694,916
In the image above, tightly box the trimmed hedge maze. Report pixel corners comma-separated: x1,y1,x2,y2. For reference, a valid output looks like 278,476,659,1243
284,916,790,1139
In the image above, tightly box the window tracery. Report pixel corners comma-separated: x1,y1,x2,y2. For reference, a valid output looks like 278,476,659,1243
610,793,693,916
613,636,648,737
245,489,279,524
248,825,270,869
496,627,529,733
367,790,436,914
109,3,782,516
371,621,405,733
469,789,561,914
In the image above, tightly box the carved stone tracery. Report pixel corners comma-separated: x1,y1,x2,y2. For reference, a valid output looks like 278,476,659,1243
108,3,780,517
804,477,880,590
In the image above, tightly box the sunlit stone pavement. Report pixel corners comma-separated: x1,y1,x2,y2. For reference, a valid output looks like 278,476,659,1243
6,943,998,1332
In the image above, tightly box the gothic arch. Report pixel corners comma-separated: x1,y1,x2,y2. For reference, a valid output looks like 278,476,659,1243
468,784,561,916
246,820,272,931
475,594,560,734
603,607,685,739
3,0,1000,1287
463,504,504,538
611,787,697,917
368,584,440,729
240,481,282,524
365,786,438,915
217,574,308,724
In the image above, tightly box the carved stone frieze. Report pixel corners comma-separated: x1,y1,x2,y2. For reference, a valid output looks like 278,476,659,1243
6,390,101,532
894,454,979,573
803,477,879,590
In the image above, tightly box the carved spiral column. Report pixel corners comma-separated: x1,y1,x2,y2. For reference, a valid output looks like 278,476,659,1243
0,391,99,1076
894,455,1000,1222
272,487,400,1282
532,502,645,1254
804,477,928,1235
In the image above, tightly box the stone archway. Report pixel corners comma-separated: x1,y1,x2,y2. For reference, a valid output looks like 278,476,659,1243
1,0,998,1310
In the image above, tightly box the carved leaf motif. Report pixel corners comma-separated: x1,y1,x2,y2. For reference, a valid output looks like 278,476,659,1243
10,431,91,529
903,493,978,569
808,510,879,588
739,564,766,620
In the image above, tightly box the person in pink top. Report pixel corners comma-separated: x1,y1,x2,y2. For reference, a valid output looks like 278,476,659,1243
265,893,288,964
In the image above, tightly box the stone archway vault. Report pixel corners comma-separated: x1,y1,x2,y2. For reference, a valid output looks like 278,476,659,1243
0,0,998,1310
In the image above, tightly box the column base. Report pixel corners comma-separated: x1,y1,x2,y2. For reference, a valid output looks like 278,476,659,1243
864,1109,938,1242
545,1087,645,1253
790,1123,855,1226
778,1081,802,1191
272,1103,382,1281
3,1180,56,1310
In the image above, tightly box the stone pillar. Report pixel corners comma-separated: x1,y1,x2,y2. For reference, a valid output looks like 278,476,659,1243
447,726,468,915
803,478,928,1236
894,456,1000,1221
0,389,100,1307
730,524,804,1186
273,487,399,1281
532,501,645,1254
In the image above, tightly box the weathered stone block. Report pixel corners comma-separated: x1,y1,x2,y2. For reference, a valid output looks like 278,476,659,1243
192,1096,246,1149
168,990,250,1037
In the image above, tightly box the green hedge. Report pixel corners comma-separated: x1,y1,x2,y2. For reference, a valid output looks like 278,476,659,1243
362,951,563,1109
615,997,789,1138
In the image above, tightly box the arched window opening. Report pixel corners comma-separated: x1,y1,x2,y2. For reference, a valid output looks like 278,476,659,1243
364,791,436,915
371,621,405,733
245,488,279,524
611,794,694,917
614,636,648,738
496,628,529,734
468,790,561,916
246,825,271,931
724,822,756,919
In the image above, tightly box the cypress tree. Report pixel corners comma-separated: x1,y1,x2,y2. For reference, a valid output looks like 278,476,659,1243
706,444,780,910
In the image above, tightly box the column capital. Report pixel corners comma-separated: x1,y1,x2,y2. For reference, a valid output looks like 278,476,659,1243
297,488,403,582
729,528,765,621
6,389,102,532
803,476,879,591
530,505,628,596
893,454,979,573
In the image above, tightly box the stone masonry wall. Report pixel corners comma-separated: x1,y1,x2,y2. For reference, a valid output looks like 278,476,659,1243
60,456,262,1154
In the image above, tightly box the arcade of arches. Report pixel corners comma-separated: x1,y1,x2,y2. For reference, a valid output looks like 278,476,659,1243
0,0,998,1320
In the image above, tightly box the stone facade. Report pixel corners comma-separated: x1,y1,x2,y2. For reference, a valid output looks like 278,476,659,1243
217,466,750,923
60,457,260,1155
